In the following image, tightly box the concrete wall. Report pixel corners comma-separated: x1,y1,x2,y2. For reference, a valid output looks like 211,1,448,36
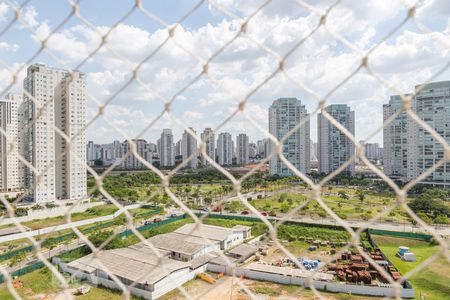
152,265,207,299
223,232,245,249
207,264,414,299
0,201,103,226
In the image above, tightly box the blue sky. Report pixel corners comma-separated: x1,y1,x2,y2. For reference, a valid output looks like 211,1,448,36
0,0,449,146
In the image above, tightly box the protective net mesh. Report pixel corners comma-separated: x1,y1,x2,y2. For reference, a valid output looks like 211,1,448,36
0,0,449,299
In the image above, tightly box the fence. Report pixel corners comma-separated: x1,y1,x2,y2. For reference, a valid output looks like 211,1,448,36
118,214,186,238
0,1,448,300
0,207,162,262
0,211,178,284
0,261,45,284
368,229,433,242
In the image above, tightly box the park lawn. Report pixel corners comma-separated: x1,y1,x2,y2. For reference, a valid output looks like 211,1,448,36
371,235,449,300
77,285,143,300
220,188,411,224
224,193,309,213
0,267,62,299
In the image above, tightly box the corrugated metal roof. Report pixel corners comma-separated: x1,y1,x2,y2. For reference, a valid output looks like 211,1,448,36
174,223,234,241
228,244,257,257
144,232,217,255
68,247,190,285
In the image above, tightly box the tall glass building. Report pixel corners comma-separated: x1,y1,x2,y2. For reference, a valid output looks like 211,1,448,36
318,104,355,175
407,81,450,185
268,98,310,176
383,95,411,179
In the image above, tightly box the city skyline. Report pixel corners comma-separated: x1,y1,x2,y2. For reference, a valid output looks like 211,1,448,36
0,1,449,145
0,2,448,298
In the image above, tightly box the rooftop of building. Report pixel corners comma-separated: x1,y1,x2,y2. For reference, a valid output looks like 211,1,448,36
415,80,450,91
227,243,257,258
231,225,252,231
142,231,217,256
173,223,235,242
68,246,190,285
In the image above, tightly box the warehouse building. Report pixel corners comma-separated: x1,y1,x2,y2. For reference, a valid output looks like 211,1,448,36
173,223,251,250
144,232,220,262
66,247,196,299
63,223,252,299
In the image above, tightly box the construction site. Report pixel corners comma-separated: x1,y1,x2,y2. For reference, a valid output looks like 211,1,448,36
55,221,414,299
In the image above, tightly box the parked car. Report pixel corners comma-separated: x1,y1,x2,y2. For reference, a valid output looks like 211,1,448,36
241,210,249,215
260,211,268,216
153,218,162,223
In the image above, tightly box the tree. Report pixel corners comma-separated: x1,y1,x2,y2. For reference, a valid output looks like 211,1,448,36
89,230,125,250
416,212,432,224
434,215,449,224
9,252,27,267
280,202,290,213
338,191,349,200
278,193,287,203
357,191,365,203
15,207,28,217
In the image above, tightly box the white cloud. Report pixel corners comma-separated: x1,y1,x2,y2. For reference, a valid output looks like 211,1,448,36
20,5,39,28
183,111,203,120
0,3,9,22
0,42,19,52
3,1,450,144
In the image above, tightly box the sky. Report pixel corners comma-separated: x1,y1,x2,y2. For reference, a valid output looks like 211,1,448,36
0,0,449,146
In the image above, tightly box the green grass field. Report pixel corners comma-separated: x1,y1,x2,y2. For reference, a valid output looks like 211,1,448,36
13,204,119,231
222,187,413,223
372,235,449,300
0,268,61,300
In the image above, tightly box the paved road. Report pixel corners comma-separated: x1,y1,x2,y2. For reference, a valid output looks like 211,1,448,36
0,204,144,243
200,210,450,236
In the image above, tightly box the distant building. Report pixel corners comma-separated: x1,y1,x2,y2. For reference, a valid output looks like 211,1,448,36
121,139,152,169
0,94,24,191
257,139,269,158
365,143,382,161
318,104,355,175
407,81,450,185
86,141,95,164
160,129,175,167
269,98,310,176
383,95,410,179
148,142,158,153
181,128,198,169
248,142,257,160
200,128,215,166
236,133,249,165
310,139,318,162
217,132,233,166
175,139,182,157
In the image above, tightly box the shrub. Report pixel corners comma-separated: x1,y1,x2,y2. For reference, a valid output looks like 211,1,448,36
15,207,28,217
31,204,44,210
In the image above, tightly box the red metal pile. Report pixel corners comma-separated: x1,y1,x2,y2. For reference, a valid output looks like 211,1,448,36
327,249,400,284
